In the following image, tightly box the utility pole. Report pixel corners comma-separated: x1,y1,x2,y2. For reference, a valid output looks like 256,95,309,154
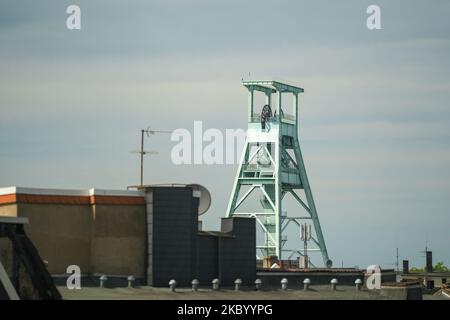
131,128,172,187
396,248,399,272
140,129,145,186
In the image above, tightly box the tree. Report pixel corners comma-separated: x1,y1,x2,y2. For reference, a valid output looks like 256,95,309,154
410,266,424,272
433,261,448,272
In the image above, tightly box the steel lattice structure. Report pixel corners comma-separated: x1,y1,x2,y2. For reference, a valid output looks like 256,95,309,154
226,80,332,267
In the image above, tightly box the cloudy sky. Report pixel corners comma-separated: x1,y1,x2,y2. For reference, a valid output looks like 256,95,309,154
1,0,449,268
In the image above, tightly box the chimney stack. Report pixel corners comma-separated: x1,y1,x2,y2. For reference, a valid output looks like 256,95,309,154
402,260,409,274
426,251,433,273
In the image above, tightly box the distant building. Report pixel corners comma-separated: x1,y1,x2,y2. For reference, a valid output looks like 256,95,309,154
402,255,449,289
402,272,449,289
0,186,256,287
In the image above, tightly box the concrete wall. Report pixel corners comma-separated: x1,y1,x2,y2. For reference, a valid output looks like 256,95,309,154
0,204,17,217
380,283,423,300
90,204,146,277
402,273,450,288
17,203,91,274
0,186,257,287
0,202,146,277
427,276,448,287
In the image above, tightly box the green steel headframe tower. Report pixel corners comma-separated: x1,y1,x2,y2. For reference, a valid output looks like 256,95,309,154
226,80,332,267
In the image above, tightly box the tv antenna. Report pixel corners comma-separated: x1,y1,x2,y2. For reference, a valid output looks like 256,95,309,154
130,127,172,186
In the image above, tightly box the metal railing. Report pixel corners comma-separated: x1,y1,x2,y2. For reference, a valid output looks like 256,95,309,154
251,113,295,123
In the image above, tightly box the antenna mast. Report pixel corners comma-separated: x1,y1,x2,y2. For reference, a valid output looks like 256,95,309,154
131,128,172,186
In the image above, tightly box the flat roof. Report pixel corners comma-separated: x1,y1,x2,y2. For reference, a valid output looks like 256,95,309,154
258,268,364,274
198,231,234,238
403,272,450,277
0,186,145,197
242,80,304,94
0,186,146,206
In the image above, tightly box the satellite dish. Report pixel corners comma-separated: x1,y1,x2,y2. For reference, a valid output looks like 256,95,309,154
188,184,211,216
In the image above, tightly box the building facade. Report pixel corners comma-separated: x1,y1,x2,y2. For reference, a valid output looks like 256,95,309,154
0,185,256,287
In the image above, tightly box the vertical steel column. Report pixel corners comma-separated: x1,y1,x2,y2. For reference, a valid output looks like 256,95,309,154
226,80,330,265
266,92,271,109
248,88,254,122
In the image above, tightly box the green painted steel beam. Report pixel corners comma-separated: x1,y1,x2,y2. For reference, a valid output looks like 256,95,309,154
243,84,276,95
242,80,304,94
226,80,329,265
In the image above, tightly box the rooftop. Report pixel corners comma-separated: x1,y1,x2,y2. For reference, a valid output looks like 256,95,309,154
0,186,145,206
242,79,304,94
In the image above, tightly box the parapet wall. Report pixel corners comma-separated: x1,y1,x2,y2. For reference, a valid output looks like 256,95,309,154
0,187,146,277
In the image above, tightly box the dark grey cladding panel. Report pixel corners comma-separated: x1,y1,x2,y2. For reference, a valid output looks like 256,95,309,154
152,187,198,287
221,217,255,236
196,235,218,285
218,218,256,286
150,186,256,288
220,218,234,234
